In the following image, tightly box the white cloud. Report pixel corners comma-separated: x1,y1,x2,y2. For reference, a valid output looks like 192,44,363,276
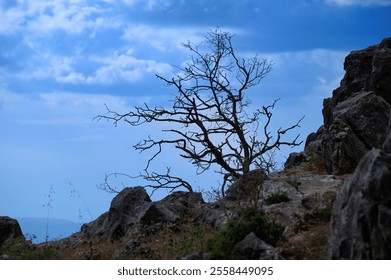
18,51,172,85
38,92,128,110
122,0,177,11
259,48,348,74
0,0,119,35
122,24,206,52
0,90,131,128
18,53,82,82
326,0,391,6
27,4,104,35
86,51,172,84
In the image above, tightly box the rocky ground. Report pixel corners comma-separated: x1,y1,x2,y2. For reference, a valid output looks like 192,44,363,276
0,162,345,260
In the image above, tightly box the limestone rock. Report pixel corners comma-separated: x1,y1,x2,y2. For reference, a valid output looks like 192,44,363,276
383,112,391,153
286,37,391,175
62,188,204,245
141,191,204,223
328,149,391,259
234,232,281,260
0,216,24,247
196,200,239,229
79,187,152,240
323,91,391,174
225,169,267,201
284,152,309,169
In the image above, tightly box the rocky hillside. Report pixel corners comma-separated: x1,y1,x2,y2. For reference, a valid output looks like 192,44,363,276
1,37,390,260
288,37,391,259
287,37,391,175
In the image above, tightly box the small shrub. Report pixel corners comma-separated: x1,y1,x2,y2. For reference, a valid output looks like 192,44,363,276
318,207,332,221
287,180,301,190
206,211,284,259
265,192,290,205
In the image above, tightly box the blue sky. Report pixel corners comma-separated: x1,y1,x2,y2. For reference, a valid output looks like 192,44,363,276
1,0,390,226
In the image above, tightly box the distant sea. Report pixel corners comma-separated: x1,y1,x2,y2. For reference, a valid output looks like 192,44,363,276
17,217,82,244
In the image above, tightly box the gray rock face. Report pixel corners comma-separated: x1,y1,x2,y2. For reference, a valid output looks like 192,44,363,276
141,191,204,224
225,169,267,201
286,37,391,175
70,188,204,242
80,187,152,240
284,152,310,169
322,92,391,174
196,202,233,229
263,173,341,236
383,112,391,153
0,216,24,247
325,38,391,116
234,232,281,260
328,148,391,259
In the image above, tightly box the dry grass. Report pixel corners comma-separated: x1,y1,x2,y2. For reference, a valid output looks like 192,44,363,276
53,209,216,260
277,218,331,260
6,217,331,260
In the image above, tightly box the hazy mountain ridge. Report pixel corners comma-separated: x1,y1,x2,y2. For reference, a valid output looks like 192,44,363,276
17,217,81,243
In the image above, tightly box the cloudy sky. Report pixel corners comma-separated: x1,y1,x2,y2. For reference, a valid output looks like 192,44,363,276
1,0,390,227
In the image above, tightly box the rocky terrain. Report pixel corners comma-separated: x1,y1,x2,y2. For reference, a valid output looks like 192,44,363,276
1,37,390,260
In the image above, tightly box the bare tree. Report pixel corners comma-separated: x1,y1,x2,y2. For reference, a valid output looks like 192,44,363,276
96,29,303,196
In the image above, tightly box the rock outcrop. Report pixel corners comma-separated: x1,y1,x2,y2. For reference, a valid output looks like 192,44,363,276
321,91,390,174
65,187,204,243
78,187,152,240
0,216,24,247
328,147,391,259
284,37,391,259
141,191,203,224
234,232,282,260
197,170,342,237
328,114,391,259
286,37,391,175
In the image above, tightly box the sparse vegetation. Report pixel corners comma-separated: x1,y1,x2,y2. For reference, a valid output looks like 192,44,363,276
287,180,301,190
0,236,58,260
206,211,284,259
265,192,290,205
43,185,55,243
278,221,330,260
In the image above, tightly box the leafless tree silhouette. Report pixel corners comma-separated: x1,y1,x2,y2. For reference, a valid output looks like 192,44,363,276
96,29,303,195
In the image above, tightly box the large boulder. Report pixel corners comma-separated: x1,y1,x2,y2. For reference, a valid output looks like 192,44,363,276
65,188,204,243
234,232,282,260
79,187,152,240
141,191,204,223
328,148,391,259
0,216,24,247
324,37,391,121
286,37,391,175
322,91,391,174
